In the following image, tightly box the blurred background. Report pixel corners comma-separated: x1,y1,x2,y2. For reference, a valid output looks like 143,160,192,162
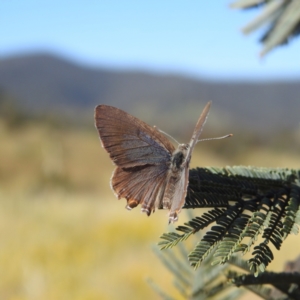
0,1,300,299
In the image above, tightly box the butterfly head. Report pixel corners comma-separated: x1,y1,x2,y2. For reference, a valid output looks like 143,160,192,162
178,143,189,152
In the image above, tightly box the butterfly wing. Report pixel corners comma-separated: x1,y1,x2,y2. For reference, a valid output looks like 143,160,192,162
187,101,211,158
95,105,175,168
112,164,169,214
95,105,176,213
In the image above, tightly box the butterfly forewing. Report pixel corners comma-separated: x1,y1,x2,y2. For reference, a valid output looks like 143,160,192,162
95,105,175,168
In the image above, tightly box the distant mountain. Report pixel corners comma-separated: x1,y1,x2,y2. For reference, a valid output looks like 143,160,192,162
0,52,299,135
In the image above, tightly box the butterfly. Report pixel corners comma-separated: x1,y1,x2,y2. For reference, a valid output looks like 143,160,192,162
95,101,226,223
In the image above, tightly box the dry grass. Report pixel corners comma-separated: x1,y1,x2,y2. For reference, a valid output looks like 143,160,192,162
0,193,180,300
0,119,300,299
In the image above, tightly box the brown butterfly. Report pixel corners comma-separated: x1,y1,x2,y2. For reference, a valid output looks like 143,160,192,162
95,102,230,223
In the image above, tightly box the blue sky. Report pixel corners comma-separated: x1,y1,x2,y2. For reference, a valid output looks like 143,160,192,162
1,0,300,80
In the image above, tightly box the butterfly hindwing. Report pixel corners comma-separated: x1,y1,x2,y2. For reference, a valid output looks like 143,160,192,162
111,164,169,214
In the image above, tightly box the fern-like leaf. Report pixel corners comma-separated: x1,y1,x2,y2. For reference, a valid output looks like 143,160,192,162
189,204,242,268
249,242,274,275
238,197,271,254
231,0,300,56
282,184,300,238
158,232,191,250
213,212,250,265
159,208,225,250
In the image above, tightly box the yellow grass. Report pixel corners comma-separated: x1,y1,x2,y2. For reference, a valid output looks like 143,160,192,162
0,193,177,300
0,119,300,299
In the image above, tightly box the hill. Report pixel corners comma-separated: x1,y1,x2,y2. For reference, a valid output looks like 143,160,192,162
0,52,299,135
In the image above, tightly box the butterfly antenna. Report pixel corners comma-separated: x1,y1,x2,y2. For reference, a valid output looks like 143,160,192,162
197,133,233,143
154,126,180,145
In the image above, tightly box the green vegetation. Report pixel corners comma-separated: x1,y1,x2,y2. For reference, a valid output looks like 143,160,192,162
231,0,300,56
